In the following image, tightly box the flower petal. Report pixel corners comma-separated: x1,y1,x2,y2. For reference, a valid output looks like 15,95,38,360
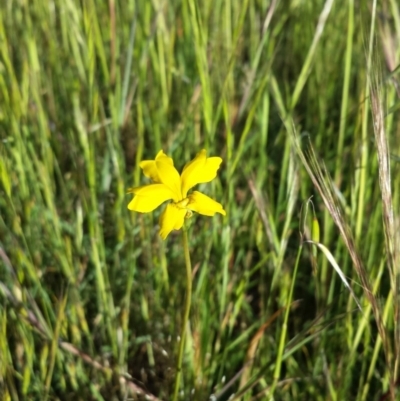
181,149,223,197
127,184,173,212
159,203,187,239
156,160,182,202
139,150,174,183
187,191,226,216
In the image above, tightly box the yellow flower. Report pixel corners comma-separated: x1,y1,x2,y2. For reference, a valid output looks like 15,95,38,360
128,149,226,239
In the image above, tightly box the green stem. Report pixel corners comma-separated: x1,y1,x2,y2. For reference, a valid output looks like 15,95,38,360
269,242,303,398
172,223,192,401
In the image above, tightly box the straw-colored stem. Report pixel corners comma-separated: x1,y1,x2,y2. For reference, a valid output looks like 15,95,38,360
172,223,192,401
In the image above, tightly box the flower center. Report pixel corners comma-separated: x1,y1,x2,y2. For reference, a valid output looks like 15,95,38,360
174,197,193,218
175,198,189,209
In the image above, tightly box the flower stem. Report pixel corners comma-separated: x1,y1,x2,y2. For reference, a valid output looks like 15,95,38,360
172,223,192,401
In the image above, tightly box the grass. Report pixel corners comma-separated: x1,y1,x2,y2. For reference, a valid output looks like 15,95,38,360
1,0,400,400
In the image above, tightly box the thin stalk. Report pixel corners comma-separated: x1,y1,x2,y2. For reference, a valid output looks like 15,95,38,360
172,223,193,401
269,242,303,399
335,0,354,179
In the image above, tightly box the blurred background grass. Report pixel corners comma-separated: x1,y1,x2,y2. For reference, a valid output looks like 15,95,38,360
1,0,400,400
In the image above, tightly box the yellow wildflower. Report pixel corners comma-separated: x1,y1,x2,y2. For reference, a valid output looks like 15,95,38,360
128,149,226,239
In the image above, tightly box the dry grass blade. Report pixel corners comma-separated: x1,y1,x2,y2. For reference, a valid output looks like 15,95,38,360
238,303,296,390
305,240,362,312
369,59,400,385
0,282,163,401
248,178,279,255
370,78,397,280
60,342,164,401
290,128,391,374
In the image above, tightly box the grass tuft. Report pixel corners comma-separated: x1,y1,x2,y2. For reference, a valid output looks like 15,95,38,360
1,1,400,400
